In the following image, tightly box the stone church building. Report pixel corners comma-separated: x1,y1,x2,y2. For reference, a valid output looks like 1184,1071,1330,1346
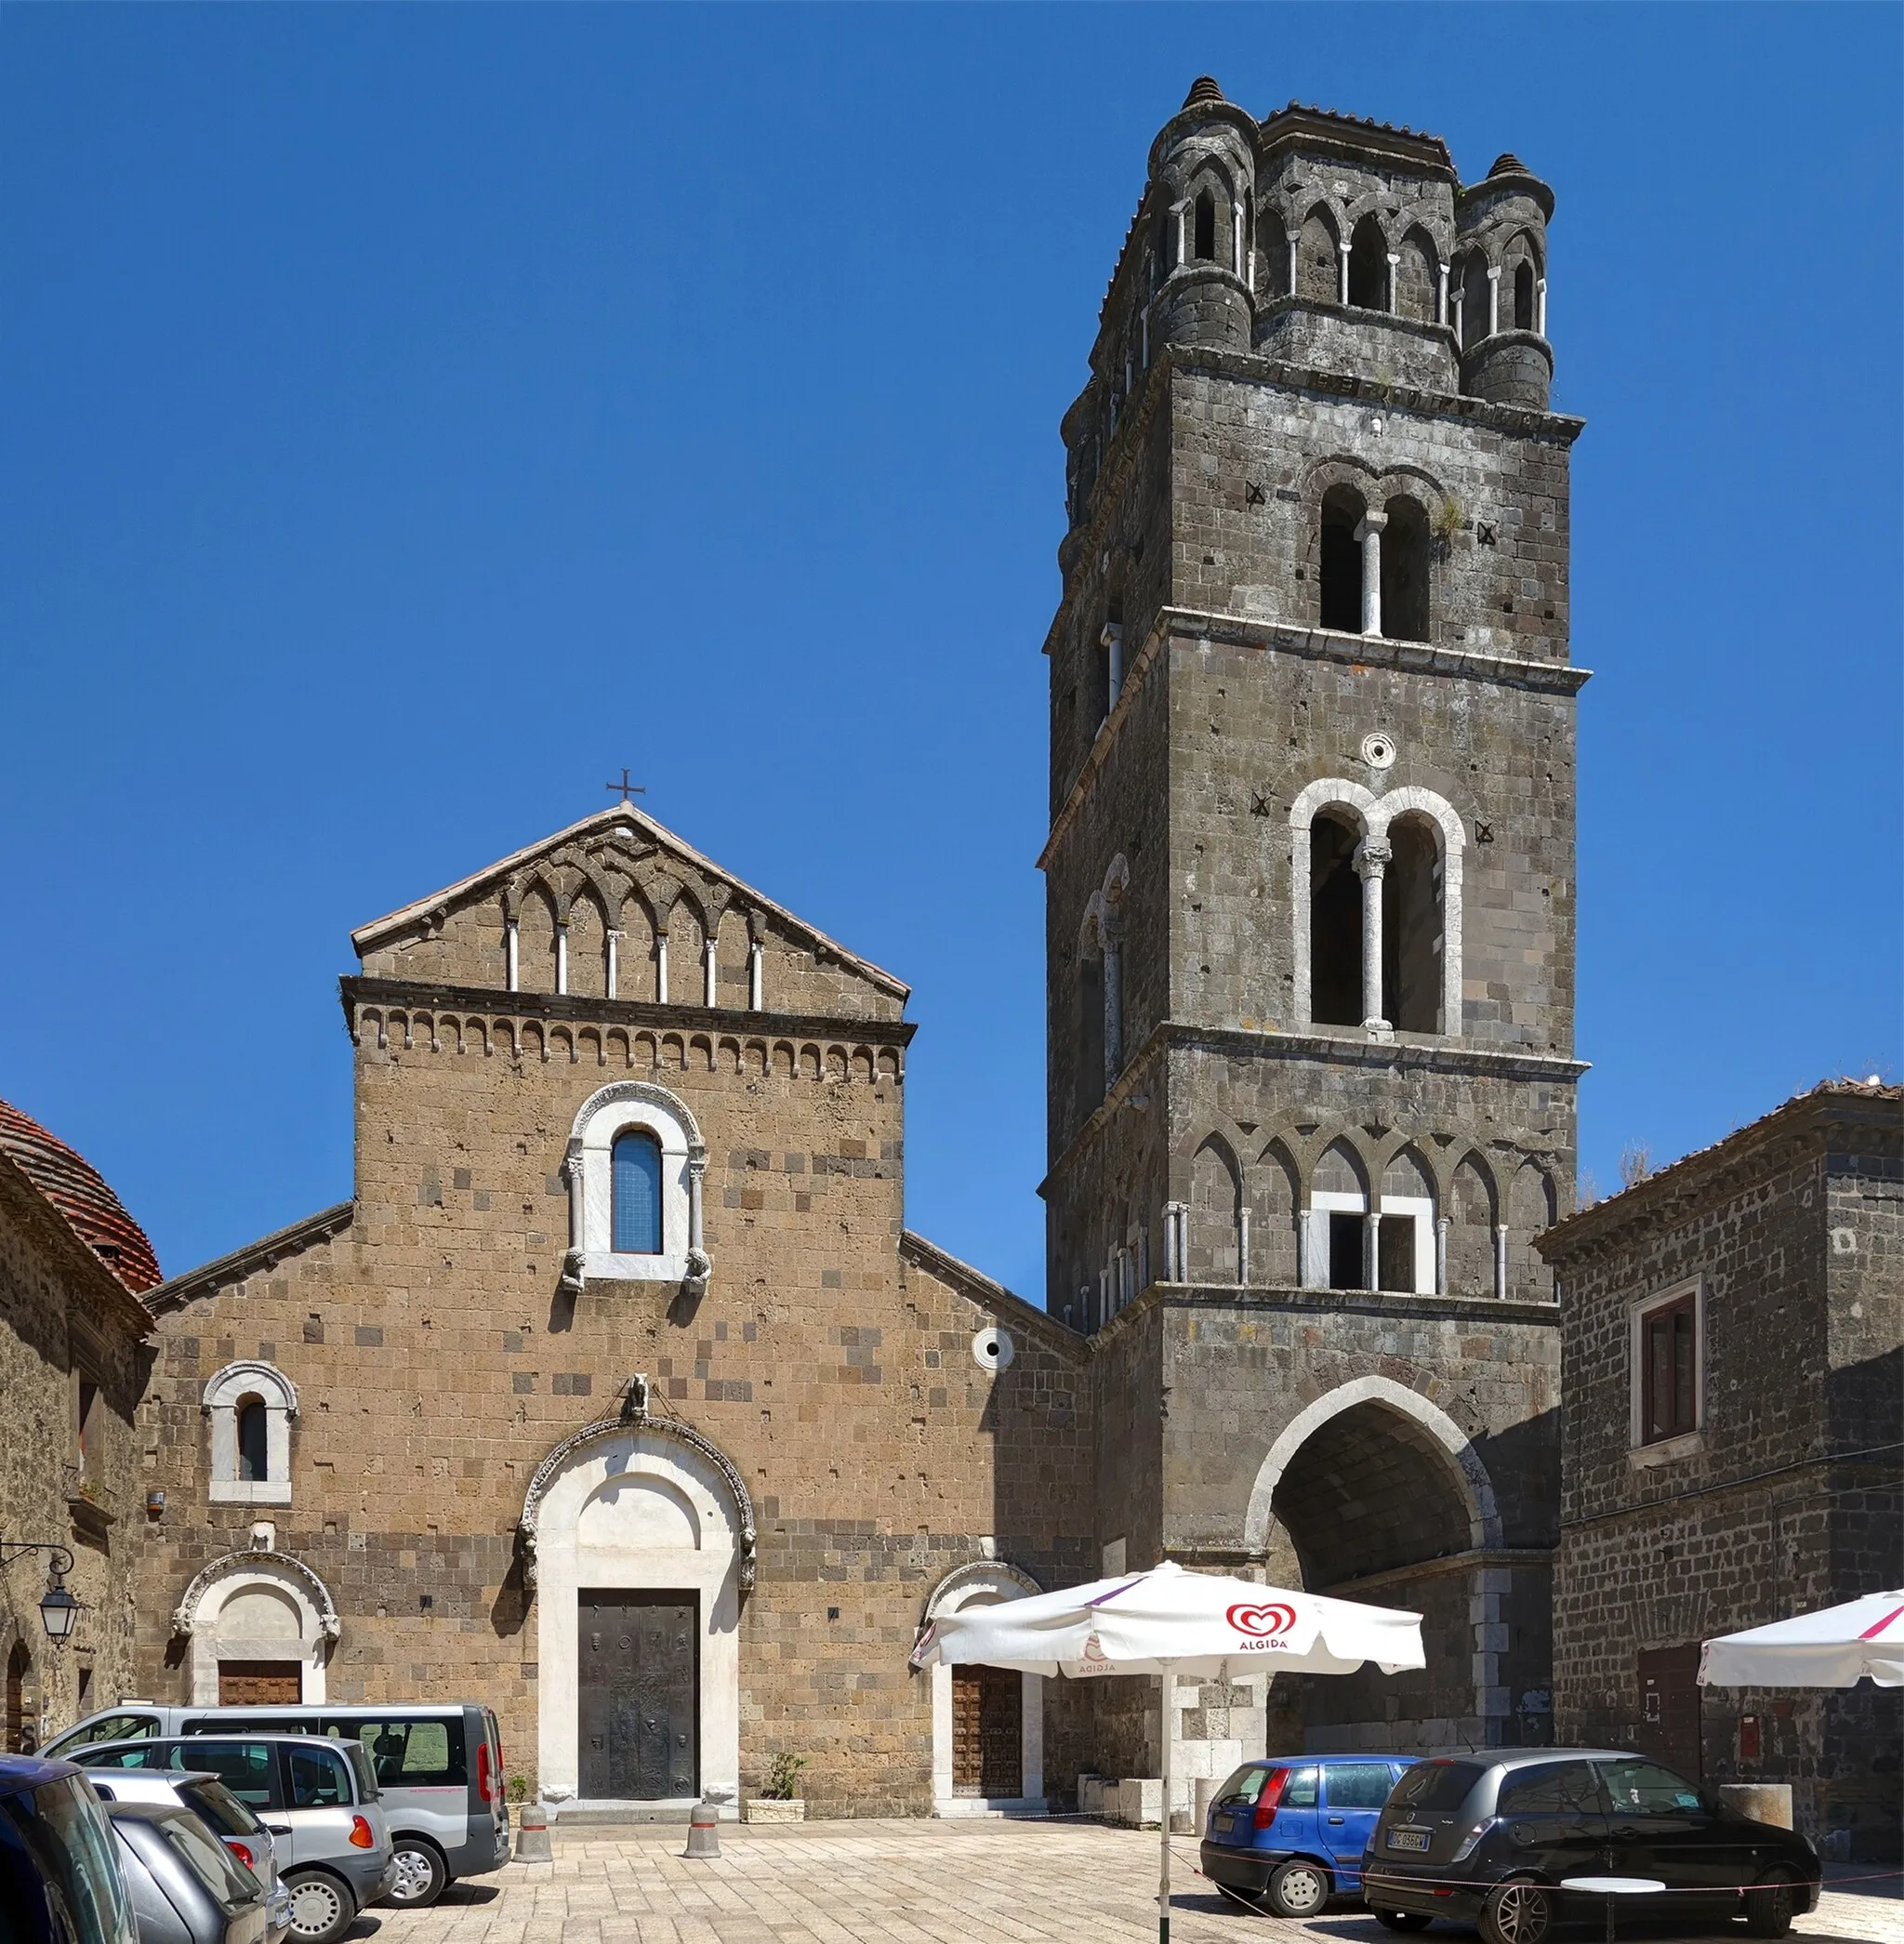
123,82,1585,1816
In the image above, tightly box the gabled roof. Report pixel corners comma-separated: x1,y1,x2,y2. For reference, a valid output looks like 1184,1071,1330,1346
350,803,909,1000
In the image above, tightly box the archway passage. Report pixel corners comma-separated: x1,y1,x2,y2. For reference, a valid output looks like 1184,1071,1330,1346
1266,1399,1478,1748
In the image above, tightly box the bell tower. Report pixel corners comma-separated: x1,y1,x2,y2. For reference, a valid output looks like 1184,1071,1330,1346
1046,80,1583,1762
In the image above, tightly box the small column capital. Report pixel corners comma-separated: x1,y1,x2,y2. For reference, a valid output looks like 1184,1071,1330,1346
1354,509,1388,540
1353,837,1393,879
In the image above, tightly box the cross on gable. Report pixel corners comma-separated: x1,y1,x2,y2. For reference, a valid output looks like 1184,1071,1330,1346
605,769,647,805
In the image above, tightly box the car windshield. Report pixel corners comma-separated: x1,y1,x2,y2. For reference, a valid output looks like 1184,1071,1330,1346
1389,1760,1484,1813
152,1807,258,1909
0,1777,138,1944
174,1777,263,1839
1214,1765,1271,1806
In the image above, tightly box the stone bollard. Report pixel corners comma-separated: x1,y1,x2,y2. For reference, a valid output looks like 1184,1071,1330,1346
1194,1778,1218,1836
515,1800,552,1864
682,1797,722,1858
1719,1783,1793,1830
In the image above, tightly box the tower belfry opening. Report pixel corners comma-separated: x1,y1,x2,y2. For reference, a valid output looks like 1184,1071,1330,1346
1309,811,1364,1027
1319,487,1365,633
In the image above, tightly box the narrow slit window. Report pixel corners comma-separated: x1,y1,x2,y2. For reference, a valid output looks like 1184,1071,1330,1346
1194,192,1216,262
236,1398,269,1483
612,1130,664,1255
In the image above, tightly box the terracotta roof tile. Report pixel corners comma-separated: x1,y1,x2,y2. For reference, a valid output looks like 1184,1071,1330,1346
0,1098,161,1294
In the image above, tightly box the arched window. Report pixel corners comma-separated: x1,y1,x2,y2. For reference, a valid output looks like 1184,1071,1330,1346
204,1362,298,1507
1309,810,1364,1027
1319,485,1365,633
1193,191,1216,262
1257,209,1289,298
1297,208,1339,302
1461,252,1492,350
1382,813,1444,1035
612,1130,663,1255
1346,216,1387,310
1395,227,1438,323
1380,496,1431,642
1309,1140,1370,1291
1514,258,1536,332
236,1398,269,1484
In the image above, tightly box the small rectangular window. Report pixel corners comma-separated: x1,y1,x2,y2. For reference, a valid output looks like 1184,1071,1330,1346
1641,1294,1699,1442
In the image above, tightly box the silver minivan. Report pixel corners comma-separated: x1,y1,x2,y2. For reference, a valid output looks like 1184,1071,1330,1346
49,1700,509,1910
78,1736,390,1944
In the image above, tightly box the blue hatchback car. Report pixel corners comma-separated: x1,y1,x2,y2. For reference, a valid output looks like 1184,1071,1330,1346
1199,1753,1416,1916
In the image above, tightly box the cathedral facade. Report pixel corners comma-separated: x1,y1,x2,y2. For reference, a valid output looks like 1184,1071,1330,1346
126,82,1580,1818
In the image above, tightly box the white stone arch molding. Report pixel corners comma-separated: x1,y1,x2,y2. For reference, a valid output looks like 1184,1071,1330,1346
1287,778,1464,1038
562,1078,709,1294
203,1361,298,1506
1241,1374,1501,1558
920,1561,1046,1818
517,1411,754,1809
170,1552,339,1707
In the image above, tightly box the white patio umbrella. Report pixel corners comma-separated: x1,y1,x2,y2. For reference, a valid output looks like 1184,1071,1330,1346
910,1559,1425,1944
1699,1588,1904,1689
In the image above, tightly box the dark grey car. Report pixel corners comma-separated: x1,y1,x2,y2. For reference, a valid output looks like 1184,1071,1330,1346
103,1799,270,1944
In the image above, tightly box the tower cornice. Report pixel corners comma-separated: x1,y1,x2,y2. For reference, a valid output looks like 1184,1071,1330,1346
1038,604,1591,868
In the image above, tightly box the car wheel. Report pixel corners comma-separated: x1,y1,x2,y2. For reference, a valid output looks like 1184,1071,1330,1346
1744,1874,1796,1938
382,1838,447,1909
1266,1858,1332,1918
1479,1879,1553,1944
1374,1911,1433,1931
283,1870,355,1944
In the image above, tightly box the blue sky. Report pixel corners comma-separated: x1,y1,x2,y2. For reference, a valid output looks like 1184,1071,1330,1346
1,5,1897,1298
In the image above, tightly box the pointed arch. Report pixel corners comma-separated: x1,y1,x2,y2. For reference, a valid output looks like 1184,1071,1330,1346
1347,213,1389,310
1396,224,1439,324
1447,1151,1498,1299
1256,205,1289,298
1187,1134,1242,1284
1253,1137,1302,1288
1297,205,1341,302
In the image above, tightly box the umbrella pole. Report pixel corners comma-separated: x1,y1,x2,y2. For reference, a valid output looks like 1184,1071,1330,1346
1158,1661,1173,1944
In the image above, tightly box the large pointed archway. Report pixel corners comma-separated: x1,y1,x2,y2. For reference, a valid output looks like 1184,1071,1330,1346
1244,1376,1509,1747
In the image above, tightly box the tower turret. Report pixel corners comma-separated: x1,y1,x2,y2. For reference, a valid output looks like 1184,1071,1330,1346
1454,152,1556,408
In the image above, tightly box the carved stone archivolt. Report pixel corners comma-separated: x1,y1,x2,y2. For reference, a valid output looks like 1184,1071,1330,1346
170,1549,341,1642
516,1410,757,1595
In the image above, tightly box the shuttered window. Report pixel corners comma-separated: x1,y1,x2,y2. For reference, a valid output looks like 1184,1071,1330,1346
1641,1294,1699,1442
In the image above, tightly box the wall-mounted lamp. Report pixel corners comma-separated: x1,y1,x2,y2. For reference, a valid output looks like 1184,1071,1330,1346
0,1542,81,1646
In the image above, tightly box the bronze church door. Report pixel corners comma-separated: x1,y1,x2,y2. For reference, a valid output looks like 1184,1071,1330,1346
577,1591,697,1799
952,1665,1021,1797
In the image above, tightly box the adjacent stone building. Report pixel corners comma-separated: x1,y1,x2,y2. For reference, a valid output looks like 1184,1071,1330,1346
0,1101,159,1750
1540,1080,1903,1862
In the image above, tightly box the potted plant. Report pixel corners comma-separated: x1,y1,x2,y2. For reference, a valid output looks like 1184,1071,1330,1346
744,1752,808,1823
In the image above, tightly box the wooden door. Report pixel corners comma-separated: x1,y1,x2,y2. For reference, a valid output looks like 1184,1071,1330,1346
218,1661,302,1705
1635,1643,1702,1779
577,1590,697,1800
951,1665,1021,1799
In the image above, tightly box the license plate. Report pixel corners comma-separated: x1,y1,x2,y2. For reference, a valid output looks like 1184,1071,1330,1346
1216,1814,1240,1834
1387,1828,1431,1852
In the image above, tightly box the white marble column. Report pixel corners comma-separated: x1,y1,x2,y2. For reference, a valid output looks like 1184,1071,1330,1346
1354,837,1392,1038
748,941,763,1012
1537,276,1548,337
1238,1207,1251,1286
1385,252,1399,313
505,919,519,994
704,936,719,1008
1103,622,1124,710
1355,509,1387,636
1232,202,1244,279
1436,1216,1450,1296
605,930,620,1000
1296,1206,1313,1288
688,1150,707,1252
1436,261,1448,326
1286,233,1299,296
655,936,669,1005
1494,1223,1509,1302
1336,240,1350,306
555,924,569,996
1363,1210,1381,1293
1487,264,1501,337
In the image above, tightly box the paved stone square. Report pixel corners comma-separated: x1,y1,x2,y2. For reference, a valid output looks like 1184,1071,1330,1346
355,1821,1904,1944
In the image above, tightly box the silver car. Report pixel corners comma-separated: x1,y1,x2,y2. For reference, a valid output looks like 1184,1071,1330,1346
82,1736,391,1944
86,1767,293,1942
103,1799,270,1944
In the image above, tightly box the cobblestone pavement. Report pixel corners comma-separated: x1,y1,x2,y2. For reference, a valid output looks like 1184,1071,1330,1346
353,1821,1904,1944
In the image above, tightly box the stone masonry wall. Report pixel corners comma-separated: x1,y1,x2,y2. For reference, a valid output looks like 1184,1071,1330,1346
1548,1096,1903,1860
0,1158,147,1748
135,988,1094,1815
